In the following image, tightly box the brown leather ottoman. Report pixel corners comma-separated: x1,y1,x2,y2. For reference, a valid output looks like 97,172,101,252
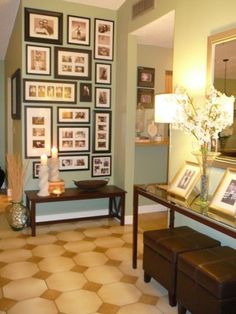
177,246,236,314
143,226,220,306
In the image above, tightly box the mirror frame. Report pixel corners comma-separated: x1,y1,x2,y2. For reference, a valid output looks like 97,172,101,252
207,27,236,169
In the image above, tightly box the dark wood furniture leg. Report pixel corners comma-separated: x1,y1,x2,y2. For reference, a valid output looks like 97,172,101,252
132,187,138,269
30,201,36,236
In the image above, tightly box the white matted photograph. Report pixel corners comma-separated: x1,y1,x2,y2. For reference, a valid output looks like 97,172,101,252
57,107,90,124
58,126,90,153
26,44,51,75
95,63,111,85
94,18,114,61
92,155,111,177
67,15,90,46
59,154,89,171
93,110,111,153
95,87,111,108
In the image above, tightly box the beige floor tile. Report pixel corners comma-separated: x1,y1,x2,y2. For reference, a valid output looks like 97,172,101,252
64,240,96,253
83,227,112,238
139,293,159,305
26,234,57,245
84,265,123,284
118,302,162,314
0,261,39,280
94,236,124,248
74,251,108,267
135,278,168,297
156,295,178,314
83,281,102,292
120,274,138,284
56,230,85,242
46,271,87,292
119,259,143,277
98,282,141,306
109,225,133,234
56,290,102,314
0,237,26,250
74,220,103,229
0,249,32,263
7,297,58,314
49,222,77,232
3,277,47,301
41,289,61,300
32,244,65,257
38,256,75,273
105,247,132,261
98,302,120,314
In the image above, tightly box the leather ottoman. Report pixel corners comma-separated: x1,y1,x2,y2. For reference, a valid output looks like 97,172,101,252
177,246,236,314
143,226,220,306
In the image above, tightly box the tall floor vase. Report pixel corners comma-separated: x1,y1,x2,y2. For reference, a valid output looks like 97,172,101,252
6,202,29,231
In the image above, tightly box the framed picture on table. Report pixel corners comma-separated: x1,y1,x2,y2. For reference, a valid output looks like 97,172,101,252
167,161,201,199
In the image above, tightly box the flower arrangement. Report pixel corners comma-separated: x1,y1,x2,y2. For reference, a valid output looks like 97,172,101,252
172,85,235,152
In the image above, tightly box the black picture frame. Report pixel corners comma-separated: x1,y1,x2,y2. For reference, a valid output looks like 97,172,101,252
25,106,53,158
57,106,90,124
11,68,21,120
95,87,111,108
137,67,155,88
94,18,114,61
92,155,112,177
24,7,63,45
57,126,90,153
59,154,90,171
23,79,77,104
137,88,155,109
54,47,92,80
67,15,90,46
80,83,92,102
26,44,51,76
95,63,112,85
32,161,41,178
93,110,112,153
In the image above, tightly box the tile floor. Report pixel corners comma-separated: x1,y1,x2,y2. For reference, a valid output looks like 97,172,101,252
0,196,180,314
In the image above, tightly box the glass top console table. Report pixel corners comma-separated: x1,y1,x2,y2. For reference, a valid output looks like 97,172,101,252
133,183,236,268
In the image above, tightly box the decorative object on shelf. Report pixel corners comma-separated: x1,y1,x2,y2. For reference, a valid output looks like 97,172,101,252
5,154,29,230
0,166,5,188
135,103,145,138
73,179,109,191
49,147,59,182
147,120,158,141
37,154,49,197
48,180,65,195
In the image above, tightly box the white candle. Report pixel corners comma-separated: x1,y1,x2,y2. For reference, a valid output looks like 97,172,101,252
51,147,58,159
41,154,48,166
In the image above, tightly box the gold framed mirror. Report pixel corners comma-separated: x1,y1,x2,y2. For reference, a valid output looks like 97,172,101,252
207,28,236,168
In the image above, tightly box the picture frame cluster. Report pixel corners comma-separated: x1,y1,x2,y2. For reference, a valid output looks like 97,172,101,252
22,7,114,178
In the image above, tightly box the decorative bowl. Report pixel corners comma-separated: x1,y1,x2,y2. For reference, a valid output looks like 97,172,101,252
73,179,109,191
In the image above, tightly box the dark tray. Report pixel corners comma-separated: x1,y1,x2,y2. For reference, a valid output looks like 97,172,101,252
73,179,109,191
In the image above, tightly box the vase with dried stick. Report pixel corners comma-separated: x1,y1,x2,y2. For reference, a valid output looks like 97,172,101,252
6,154,29,230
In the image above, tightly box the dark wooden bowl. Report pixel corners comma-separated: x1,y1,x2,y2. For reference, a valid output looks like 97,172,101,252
73,179,109,191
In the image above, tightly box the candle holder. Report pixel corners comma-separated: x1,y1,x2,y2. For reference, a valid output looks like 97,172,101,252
37,165,49,197
49,157,60,182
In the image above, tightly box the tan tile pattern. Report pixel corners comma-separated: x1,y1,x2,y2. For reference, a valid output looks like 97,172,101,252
0,208,179,314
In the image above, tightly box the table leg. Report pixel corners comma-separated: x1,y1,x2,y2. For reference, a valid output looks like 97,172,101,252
30,202,36,236
120,194,125,226
132,187,138,269
169,208,175,229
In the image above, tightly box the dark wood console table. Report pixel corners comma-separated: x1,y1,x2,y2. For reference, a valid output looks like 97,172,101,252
133,183,236,268
25,185,126,236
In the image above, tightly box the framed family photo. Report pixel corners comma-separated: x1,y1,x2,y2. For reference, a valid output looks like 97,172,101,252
57,107,90,124
32,161,41,178
137,66,155,88
26,44,51,75
24,7,63,44
94,18,114,61
93,110,111,153
95,87,111,108
24,79,77,103
11,68,21,120
92,155,111,177
137,88,154,109
54,47,92,80
59,154,89,171
210,168,236,217
25,106,52,158
67,15,90,46
58,126,90,153
80,83,92,102
95,63,111,85
167,161,201,199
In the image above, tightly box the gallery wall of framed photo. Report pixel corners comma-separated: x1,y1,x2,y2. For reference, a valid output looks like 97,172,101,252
22,5,116,181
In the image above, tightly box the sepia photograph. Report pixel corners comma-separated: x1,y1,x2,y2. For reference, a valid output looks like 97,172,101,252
95,87,111,108
58,126,90,153
59,154,89,171
94,18,114,61
95,63,111,85
92,155,111,177
57,107,90,124
93,110,111,153
67,15,90,46
26,44,51,75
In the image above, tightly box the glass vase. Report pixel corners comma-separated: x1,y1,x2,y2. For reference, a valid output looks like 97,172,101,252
192,150,220,206
6,202,29,231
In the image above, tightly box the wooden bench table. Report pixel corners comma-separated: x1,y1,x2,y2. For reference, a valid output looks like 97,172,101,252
25,185,126,236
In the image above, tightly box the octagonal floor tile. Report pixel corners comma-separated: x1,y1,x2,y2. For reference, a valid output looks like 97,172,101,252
74,251,108,267
98,282,141,306
83,227,112,238
46,271,87,292
0,262,39,280
109,225,133,234
94,236,124,248
64,240,96,253
0,249,32,263
117,302,162,314
105,247,132,261
56,230,85,242
156,295,178,314
3,278,47,301
56,290,102,314
119,259,143,277
84,265,123,284
135,278,168,296
39,256,75,273
0,238,26,250
7,297,57,314
49,222,77,232
26,234,57,246
32,244,65,258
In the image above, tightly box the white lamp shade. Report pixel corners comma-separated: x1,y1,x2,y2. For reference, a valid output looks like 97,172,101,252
154,94,178,123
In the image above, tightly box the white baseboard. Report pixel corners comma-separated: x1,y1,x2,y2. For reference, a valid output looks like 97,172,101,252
125,204,167,225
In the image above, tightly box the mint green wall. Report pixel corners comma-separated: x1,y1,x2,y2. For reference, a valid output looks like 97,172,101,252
0,61,5,169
